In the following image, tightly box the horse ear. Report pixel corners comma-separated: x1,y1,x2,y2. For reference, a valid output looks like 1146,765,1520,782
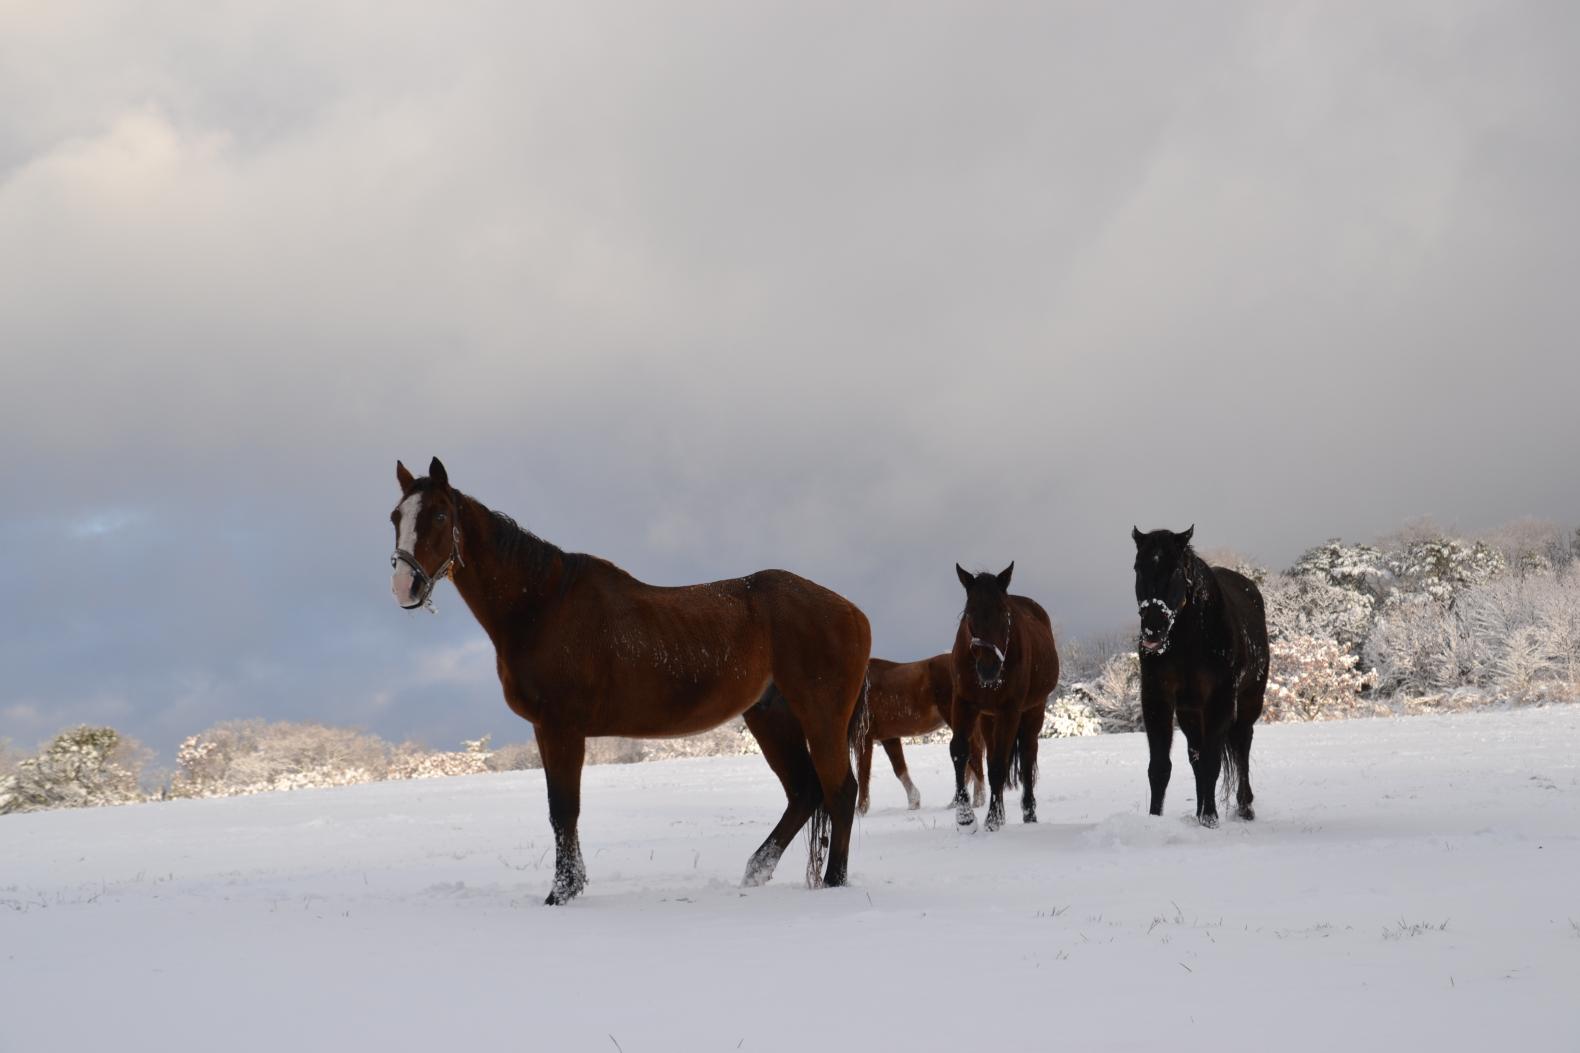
396,460,415,493
996,562,1014,590
1132,526,1144,546
1181,524,1194,545
429,457,449,489
956,563,973,591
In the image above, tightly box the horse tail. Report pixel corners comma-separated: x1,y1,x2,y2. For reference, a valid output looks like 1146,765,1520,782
848,677,872,765
805,677,868,888
805,802,830,889
1006,734,1021,790
1219,737,1238,808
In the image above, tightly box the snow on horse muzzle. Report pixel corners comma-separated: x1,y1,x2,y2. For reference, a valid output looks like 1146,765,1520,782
1137,597,1179,655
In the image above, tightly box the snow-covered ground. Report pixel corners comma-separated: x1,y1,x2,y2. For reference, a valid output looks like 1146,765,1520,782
3,708,1577,1052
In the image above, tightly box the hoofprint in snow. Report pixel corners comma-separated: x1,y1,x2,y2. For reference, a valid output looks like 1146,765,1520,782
3,710,1577,1052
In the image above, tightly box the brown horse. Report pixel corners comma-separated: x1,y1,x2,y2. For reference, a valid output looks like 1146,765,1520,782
947,563,1060,831
390,458,872,903
857,654,984,814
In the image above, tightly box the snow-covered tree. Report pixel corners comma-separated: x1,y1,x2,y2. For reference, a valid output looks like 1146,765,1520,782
1060,652,1142,733
1386,537,1506,605
0,726,148,815
1288,540,1391,597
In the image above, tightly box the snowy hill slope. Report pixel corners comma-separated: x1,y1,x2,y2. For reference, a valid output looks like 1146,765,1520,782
3,708,1577,1052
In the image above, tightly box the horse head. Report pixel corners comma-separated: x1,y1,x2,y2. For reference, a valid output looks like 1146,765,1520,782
389,457,465,611
1131,525,1194,655
955,562,1015,688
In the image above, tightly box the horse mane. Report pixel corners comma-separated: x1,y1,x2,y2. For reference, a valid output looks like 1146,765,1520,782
453,489,590,590
1181,545,1220,609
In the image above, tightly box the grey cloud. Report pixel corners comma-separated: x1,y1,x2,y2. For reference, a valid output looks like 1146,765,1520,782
2,2,1578,755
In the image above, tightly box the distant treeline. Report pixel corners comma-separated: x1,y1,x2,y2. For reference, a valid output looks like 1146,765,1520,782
4,519,1577,816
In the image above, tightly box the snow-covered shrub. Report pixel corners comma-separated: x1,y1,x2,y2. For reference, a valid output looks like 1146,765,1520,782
1481,518,1568,577
1365,570,1580,702
486,741,542,771
1041,696,1101,738
1264,635,1379,722
170,720,394,797
0,726,148,815
638,718,761,760
1263,573,1377,653
1061,652,1142,733
585,737,647,765
388,736,494,780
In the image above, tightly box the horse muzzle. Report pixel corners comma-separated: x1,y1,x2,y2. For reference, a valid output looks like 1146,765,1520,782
970,638,1006,688
391,549,436,611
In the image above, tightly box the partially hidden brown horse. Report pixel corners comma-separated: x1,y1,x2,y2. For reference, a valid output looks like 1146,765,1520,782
390,458,872,903
857,654,984,814
947,563,1060,831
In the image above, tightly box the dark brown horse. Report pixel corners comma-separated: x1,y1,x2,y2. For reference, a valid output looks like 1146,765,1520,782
390,458,872,903
946,563,1060,831
857,654,984,814
1132,526,1268,826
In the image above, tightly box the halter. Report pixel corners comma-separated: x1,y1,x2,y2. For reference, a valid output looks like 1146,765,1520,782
391,524,465,613
967,607,1012,688
1137,597,1180,656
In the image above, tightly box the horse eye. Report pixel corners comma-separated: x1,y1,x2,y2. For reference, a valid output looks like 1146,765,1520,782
435,512,447,523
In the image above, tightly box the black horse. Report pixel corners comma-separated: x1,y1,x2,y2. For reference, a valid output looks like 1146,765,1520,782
1131,526,1268,826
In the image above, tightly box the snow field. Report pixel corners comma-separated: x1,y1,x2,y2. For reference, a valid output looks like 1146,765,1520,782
2,707,1577,1052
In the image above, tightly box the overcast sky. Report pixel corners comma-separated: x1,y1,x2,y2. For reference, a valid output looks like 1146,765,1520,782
3,1,1578,759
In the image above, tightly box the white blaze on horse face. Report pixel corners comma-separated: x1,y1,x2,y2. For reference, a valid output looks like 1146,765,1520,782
391,494,422,606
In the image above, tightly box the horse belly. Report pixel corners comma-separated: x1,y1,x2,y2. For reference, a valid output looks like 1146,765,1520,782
603,658,773,739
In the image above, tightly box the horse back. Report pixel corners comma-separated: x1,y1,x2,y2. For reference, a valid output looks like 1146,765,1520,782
866,653,952,739
1211,567,1269,649
1011,594,1060,698
1209,566,1270,710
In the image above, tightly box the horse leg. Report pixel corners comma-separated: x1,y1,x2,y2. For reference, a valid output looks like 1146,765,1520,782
1142,701,1174,817
949,700,981,828
969,725,987,808
1016,706,1043,823
880,738,921,810
535,727,588,905
741,690,822,886
1229,720,1255,820
1179,714,1224,828
856,730,875,816
984,713,1017,832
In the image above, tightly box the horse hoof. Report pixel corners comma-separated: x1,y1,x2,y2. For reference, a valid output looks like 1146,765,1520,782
1022,811,1037,824
973,789,986,808
1198,814,1220,829
985,814,1003,833
856,798,870,817
956,809,976,829
742,845,782,887
1239,805,1256,821
907,798,922,811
